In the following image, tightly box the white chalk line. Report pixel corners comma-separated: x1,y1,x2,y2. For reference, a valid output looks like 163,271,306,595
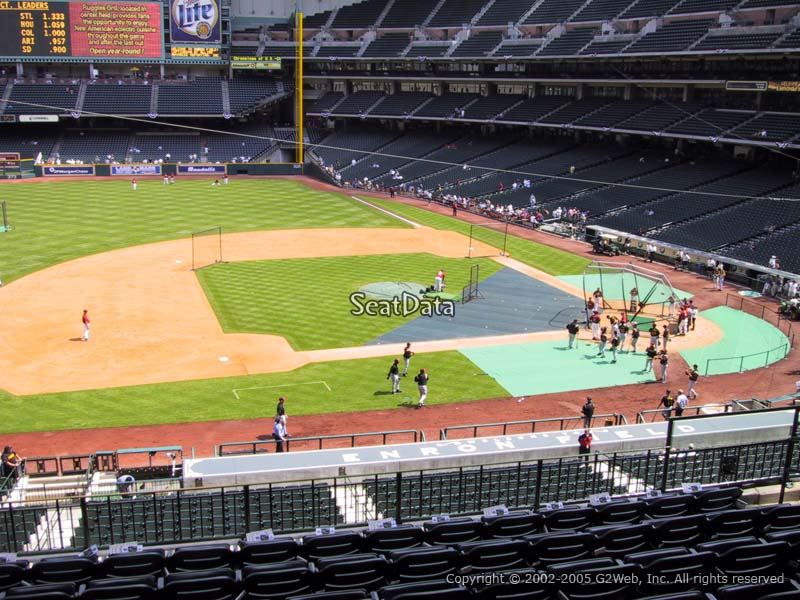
350,196,422,228
232,380,332,400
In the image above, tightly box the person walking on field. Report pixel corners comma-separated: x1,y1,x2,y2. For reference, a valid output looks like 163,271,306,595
131,178,137,191
567,319,580,349
661,324,670,350
649,324,660,349
581,397,595,428
659,390,675,420
618,321,628,352
414,368,429,408
82,309,90,341
645,344,657,374
402,343,414,376
387,359,401,394
610,334,620,363
276,396,287,426
686,364,700,399
630,323,640,353
435,269,446,292
597,327,608,358
659,350,669,383
272,416,288,452
675,390,689,417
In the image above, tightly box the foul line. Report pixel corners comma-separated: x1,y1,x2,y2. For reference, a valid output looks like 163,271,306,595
350,196,422,228
232,381,332,400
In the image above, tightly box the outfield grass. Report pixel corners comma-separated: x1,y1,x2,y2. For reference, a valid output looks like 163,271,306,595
363,197,590,276
0,351,508,433
0,179,405,283
197,253,501,349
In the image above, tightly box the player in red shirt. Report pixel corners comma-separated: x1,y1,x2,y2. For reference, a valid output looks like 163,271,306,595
131,178,137,191
435,269,446,292
223,173,229,185
82,309,90,342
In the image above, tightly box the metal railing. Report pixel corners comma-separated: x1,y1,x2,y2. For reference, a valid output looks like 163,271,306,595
701,294,796,376
636,403,732,423
216,429,423,456
439,414,627,440
2,435,795,554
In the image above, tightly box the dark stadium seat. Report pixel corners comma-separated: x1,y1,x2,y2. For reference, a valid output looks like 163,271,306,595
542,506,595,531
168,543,234,572
547,558,642,600
314,553,389,592
635,593,708,600
0,563,26,591
525,532,596,566
713,541,789,578
714,581,800,600
301,531,362,560
5,583,76,599
423,518,482,546
83,575,158,600
388,546,461,583
588,523,654,557
765,530,800,561
241,560,314,599
97,549,165,578
643,494,695,519
706,507,763,539
692,487,743,513
471,568,555,600
629,550,716,595
377,581,466,600
29,557,95,585
287,592,367,600
481,512,543,539
648,515,708,548
163,568,239,600
593,500,647,526
761,504,800,534
362,525,425,554
239,538,300,565
457,539,531,573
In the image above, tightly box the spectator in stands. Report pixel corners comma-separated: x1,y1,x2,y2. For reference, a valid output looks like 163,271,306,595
116,474,136,494
272,416,288,452
1,446,23,479
769,255,779,270
578,429,592,463
581,397,594,428
659,390,674,420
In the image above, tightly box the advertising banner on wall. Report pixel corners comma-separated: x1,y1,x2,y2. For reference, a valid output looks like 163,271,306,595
43,165,95,176
170,0,221,44
176,164,226,175
110,165,163,176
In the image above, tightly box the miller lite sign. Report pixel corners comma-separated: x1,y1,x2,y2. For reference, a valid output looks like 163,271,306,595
171,0,221,44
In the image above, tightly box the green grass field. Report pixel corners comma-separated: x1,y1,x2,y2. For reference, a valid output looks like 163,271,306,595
363,197,590,276
0,351,508,433
0,179,592,433
0,179,405,283
197,253,501,349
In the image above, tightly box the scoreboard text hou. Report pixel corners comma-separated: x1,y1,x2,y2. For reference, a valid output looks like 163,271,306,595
0,0,163,59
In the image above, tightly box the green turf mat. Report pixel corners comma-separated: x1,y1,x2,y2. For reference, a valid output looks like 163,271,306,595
558,273,693,304
461,338,656,397
680,306,790,376
424,291,462,301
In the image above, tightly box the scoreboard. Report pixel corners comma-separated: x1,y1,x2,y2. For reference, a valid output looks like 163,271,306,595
0,0,162,59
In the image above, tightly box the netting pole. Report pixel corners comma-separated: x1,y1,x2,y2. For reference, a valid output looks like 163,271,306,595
468,224,474,259
218,226,223,264
1,201,7,231
502,222,509,257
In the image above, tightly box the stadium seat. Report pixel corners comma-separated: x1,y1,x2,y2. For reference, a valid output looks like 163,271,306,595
457,539,531,573
708,540,789,578
313,553,389,592
362,525,425,554
168,543,235,572
696,536,759,556
542,507,595,531
692,487,743,513
593,500,647,526
82,575,158,600
761,504,800,534
97,550,165,578
0,563,26,591
423,518,482,546
388,546,461,583
301,531,362,560
635,593,708,600
630,550,716,595
471,568,554,599
642,494,695,519
526,532,596,566
29,557,95,585
5,583,76,599
241,560,314,599
588,523,654,557
714,581,800,600
163,568,240,600
377,581,466,600
547,558,642,600
765,530,800,562
481,512,543,539
287,592,367,600
239,538,300,565
648,515,708,548
706,507,763,539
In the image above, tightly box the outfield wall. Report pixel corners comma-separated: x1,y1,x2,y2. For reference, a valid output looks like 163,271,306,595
34,163,303,177
183,409,797,488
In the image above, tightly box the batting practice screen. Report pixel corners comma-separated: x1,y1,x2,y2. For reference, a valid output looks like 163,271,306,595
0,0,163,59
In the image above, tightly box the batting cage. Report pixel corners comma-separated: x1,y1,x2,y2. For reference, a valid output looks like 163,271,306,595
191,226,223,270
582,261,682,326
466,220,511,259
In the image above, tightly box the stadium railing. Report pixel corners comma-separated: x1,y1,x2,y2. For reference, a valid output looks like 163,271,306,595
636,403,732,423
2,436,796,554
439,414,627,440
216,429,424,456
